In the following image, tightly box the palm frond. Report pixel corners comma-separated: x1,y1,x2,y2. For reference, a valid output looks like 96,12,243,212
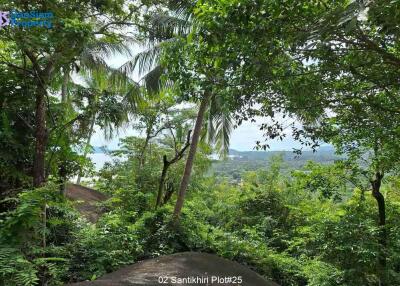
123,82,143,111
78,51,110,75
148,13,192,42
141,65,163,93
79,40,133,77
207,97,234,157
85,41,133,60
119,43,163,76
213,112,233,158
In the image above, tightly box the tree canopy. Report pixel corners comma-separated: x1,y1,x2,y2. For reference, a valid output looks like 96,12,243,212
1,1,400,285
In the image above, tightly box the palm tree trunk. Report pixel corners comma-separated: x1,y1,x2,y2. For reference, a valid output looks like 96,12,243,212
76,114,96,184
173,91,211,219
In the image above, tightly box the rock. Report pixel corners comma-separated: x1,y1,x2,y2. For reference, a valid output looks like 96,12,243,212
67,252,279,286
65,184,108,223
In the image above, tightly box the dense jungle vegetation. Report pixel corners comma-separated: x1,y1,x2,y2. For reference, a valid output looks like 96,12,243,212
1,0,400,285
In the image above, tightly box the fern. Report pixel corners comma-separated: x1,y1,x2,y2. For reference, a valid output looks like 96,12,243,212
0,247,39,286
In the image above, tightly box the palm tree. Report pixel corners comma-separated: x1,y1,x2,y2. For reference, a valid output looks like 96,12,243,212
119,4,234,219
74,69,140,184
51,39,142,187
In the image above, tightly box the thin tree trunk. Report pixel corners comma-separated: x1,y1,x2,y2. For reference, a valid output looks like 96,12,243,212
371,171,386,284
41,203,48,286
59,67,70,195
371,172,386,266
156,155,169,209
139,134,151,168
163,182,175,205
173,92,211,219
42,204,47,251
156,130,191,209
76,114,96,184
33,86,47,187
61,67,69,104
26,50,53,188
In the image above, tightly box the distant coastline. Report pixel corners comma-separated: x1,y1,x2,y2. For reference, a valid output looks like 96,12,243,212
89,145,336,171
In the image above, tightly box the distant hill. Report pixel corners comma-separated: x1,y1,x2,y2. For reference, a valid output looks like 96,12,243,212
210,146,341,182
227,145,336,161
93,145,336,158
92,145,341,181
92,146,110,154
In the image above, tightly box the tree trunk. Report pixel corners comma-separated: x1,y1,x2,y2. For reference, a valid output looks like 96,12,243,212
163,182,175,205
76,114,96,184
156,155,169,209
33,86,47,187
59,67,70,195
139,134,150,168
371,172,387,283
157,130,191,209
61,67,69,104
173,92,211,219
371,172,386,245
58,164,68,196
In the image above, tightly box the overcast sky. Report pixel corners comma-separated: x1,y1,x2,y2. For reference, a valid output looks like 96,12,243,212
91,116,305,151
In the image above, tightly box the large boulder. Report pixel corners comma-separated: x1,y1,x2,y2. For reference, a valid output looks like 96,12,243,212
67,252,279,286
65,183,108,222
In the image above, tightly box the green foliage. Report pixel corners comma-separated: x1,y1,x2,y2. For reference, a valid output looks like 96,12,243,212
0,248,39,286
2,145,400,286
1,1,400,286
179,160,400,286
291,161,350,201
66,219,142,281
96,133,211,208
0,184,79,285
0,68,35,193
131,208,192,256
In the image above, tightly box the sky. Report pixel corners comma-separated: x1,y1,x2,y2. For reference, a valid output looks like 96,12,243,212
91,117,305,152
89,47,306,152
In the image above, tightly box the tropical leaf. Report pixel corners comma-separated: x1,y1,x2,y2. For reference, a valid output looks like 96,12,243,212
207,96,234,157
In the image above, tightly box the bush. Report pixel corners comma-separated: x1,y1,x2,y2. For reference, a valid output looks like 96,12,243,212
0,183,79,286
66,211,143,282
